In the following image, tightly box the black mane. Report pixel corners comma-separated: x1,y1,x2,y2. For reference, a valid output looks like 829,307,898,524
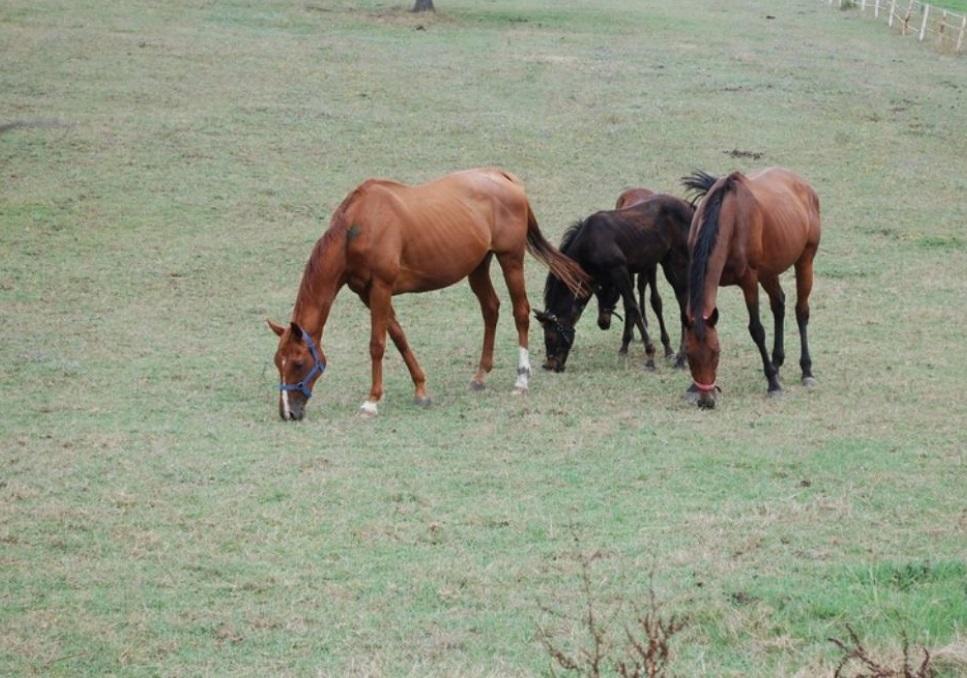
687,173,735,338
543,218,589,311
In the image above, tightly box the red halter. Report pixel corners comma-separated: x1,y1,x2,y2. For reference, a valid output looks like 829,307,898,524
693,380,717,393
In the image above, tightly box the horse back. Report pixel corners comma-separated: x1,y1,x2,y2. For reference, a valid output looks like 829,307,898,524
340,169,528,292
744,168,821,275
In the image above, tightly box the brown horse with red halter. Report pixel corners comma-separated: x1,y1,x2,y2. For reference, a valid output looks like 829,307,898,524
681,168,821,409
267,167,589,420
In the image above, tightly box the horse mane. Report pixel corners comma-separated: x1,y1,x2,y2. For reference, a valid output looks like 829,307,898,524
688,172,738,339
543,218,588,310
296,188,360,304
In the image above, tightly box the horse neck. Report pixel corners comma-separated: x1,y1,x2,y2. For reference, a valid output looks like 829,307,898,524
291,230,347,342
700,205,739,315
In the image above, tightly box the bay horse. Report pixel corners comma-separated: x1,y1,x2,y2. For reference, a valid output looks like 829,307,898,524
613,187,671,351
535,193,693,372
267,168,589,420
681,168,821,409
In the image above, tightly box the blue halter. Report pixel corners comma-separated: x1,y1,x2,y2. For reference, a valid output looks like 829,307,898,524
279,329,326,399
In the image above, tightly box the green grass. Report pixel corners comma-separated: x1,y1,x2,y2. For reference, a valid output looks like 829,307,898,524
2,0,966,675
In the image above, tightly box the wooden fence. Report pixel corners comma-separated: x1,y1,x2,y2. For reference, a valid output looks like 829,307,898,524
827,0,967,52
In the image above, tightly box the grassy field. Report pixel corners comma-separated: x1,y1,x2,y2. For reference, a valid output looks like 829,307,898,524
2,0,966,675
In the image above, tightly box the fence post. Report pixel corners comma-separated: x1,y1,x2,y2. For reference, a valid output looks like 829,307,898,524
957,15,966,51
938,10,947,44
862,0,867,10
919,3,929,40
875,0,880,19
889,0,896,26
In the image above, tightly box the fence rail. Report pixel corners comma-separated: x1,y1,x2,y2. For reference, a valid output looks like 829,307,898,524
827,0,966,52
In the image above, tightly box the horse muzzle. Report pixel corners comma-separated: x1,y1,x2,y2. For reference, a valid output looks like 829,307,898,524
542,356,566,373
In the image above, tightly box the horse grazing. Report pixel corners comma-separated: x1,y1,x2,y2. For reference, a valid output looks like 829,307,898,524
535,194,693,372
268,168,589,420
681,167,821,409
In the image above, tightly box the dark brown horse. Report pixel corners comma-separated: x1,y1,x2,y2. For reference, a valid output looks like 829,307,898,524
536,194,692,372
268,168,589,419
681,168,821,409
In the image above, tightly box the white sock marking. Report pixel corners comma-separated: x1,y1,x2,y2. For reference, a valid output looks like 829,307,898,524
360,400,378,416
515,347,531,390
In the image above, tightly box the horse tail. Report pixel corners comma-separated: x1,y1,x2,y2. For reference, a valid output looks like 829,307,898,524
689,173,738,338
681,170,719,207
525,204,590,298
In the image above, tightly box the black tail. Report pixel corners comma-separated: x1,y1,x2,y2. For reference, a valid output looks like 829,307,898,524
526,205,590,298
688,173,736,339
681,170,719,207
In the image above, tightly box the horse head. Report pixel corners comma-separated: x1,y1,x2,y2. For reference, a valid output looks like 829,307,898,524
684,308,720,409
268,319,327,421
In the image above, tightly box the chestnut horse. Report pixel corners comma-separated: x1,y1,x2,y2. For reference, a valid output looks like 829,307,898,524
267,168,589,420
681,168,821,409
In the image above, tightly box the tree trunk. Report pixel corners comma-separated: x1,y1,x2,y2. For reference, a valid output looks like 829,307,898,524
412,0,434,12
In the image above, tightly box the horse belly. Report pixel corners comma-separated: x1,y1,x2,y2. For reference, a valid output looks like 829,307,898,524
394,236,491,293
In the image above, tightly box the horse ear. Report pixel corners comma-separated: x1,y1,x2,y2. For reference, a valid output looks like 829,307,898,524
708,307,720,327
534,310,549,324
267,319,286,337
289,321,304,341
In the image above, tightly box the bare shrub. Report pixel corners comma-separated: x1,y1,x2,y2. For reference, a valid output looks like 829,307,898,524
537,536,686,678
829,625,935,678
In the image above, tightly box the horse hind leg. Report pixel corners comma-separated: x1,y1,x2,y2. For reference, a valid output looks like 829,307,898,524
387,312,430,406
795,250,817,387
496,251,532,393
467,254,500,391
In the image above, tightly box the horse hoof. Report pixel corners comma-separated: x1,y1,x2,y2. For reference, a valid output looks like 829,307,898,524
802,376,817,389
512,386,528,396
618,347,629,356
358,401,379,417
767,388,783,399
664,349,675,359
469,380,486,392
674,358,687,370
644,361,656,372
414,396,432,408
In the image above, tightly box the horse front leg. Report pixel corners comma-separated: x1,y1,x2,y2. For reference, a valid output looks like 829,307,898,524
496,252,532,393
741,274,781,395
619,306,634,355
636,272,649,339
611,267,655,369
660,257,689,369
360,281,393,416
647,266,673,358
760,275,786,372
